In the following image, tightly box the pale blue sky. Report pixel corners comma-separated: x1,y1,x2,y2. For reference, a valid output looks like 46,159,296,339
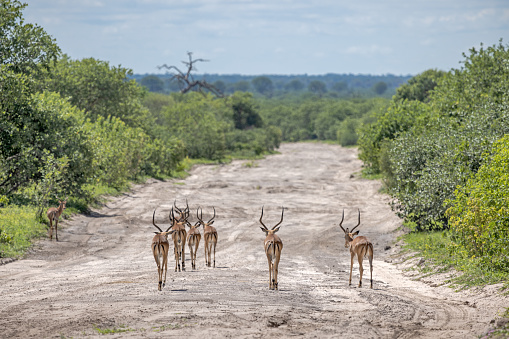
24,0,509,76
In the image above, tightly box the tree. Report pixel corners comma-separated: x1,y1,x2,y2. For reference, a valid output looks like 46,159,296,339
140,75,164,93
332,81,348,92
0,0,60,78
232,80,251,92
373,81,388,95
308,80,327,96
44,55,152,130
251,76,274,97
212,80,226,94
158,52,223,97
230,92,263,130
284,79,304,92
394,69,446,102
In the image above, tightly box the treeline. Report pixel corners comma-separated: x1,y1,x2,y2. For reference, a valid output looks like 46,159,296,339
358,41,509,279
134,73,411,99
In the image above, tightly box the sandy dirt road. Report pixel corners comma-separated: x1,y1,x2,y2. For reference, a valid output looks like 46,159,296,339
0,143,507,338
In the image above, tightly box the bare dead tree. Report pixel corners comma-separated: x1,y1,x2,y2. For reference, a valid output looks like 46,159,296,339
158,52,224,97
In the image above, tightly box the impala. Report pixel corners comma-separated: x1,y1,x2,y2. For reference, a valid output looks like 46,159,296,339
259,206,284,290
170,208,188,272
197,207,218,268
151,209,176,291
338,209,374,288
47,198,67,241
187,217,201,270
173,199,189,222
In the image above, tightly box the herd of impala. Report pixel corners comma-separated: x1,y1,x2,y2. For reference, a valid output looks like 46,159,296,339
46,198,373,291
149,200,374,291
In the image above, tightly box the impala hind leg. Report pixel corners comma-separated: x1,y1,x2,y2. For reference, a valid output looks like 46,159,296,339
181,240,186,271
162,248,168,288
274,255,281,290
267,257,273,289
358,255,364,288
48,218,53,240
349,253,354,286
55,220,59,241
212,241,216,268
369,253,374,289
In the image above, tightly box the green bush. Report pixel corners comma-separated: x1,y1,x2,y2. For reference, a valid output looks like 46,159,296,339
446,135,509,272
0,205,46,258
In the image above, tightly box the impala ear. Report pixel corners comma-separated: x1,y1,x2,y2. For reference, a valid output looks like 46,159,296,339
209,220,215,225
352,230,360,236
260,227,268,233
272,226,281,233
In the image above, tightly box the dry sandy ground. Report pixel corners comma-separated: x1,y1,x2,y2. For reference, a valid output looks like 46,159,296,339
1,143,508,338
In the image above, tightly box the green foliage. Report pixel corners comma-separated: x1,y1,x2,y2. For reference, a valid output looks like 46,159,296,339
337,118,360,146
251,76,274,97
372,81,387,95
43,55,152,130
446,135,509,272
0,0,60,78
158,93,228,160
308,80,327,96
357,99,432,173
0,85,92,200
0,205,46,257
259,96,389,144
140,75,164,93
393,69,446,102
230,92,263,129
401,231,509,288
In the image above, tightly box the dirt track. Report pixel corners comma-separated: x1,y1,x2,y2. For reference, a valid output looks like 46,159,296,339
0,143,507,338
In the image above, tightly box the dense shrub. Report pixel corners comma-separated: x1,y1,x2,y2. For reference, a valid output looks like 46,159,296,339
446,135,509,272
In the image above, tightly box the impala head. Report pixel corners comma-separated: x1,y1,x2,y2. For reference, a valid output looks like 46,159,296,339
187,220,201,229
169,207,189,228
338,209,361,248
259,206,284,235
173,199,190,222
152,209,175,236
59,198,68,209
196,206,215,227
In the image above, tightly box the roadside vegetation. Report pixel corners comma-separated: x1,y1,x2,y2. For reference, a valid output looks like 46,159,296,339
358,40,509,289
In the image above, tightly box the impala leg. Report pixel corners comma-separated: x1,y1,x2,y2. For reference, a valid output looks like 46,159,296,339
174,246,179,272
267,256,273,289
48,219,53,240
181,238,186,271
349,252,354,286
55,219,59,242
358,255,364,288
369,253,374,289
274,253,281,290
162,247,168,288
194,241,200,269
204,238,209,266
212,241,216,268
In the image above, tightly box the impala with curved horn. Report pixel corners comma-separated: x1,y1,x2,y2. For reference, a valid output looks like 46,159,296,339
151,209,176,291
173,199,189,222
259,206,284,290
338,209,373,288
47,197,67,241
169,207,188,272
197,207,218,268
186,209,202,270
